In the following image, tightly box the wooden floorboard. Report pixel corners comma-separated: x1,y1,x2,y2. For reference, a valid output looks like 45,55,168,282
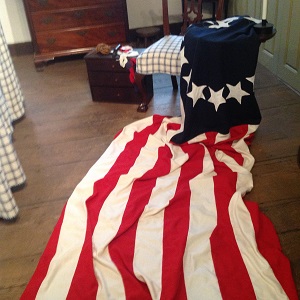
0,54,299,299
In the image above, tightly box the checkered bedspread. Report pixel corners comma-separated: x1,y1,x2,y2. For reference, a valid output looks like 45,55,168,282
0,23,26,220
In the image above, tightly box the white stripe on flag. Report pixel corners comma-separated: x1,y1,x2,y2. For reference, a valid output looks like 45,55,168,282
35,116,155,299
215,149,253,195
229,193,289,299
216,130,288,298
93,128,167,298
184,146,222,299
133,144,187,299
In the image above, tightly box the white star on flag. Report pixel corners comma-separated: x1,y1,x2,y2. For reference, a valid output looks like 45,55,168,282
182,70,192,92
246,75,255,84
208,17,239,29
244,16,261,24
187,83,206,107
208,87,226,111
180,46,189,66
223,16,240,23
226,82,249,104
209,21,230,29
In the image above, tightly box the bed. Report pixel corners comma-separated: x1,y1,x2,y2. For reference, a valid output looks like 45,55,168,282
21,17,297,299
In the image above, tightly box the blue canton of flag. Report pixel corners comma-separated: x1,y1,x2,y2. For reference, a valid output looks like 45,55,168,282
172,16,262,144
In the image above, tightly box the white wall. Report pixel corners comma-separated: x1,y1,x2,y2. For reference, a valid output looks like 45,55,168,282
0,0,31,44
127,0,182,29
0,0,182,45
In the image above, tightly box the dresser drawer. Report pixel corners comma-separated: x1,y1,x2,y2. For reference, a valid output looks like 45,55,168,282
90,86,142,104
26,0,119,11
88,71,133,87
85,49,153,105
36,25,126,53
85,57,127,72
31,5,124,32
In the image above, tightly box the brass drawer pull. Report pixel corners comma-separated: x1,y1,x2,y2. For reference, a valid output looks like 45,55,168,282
108,31,117,37
105,10,114,17
41,16,53,25
74,11,84,19
77,30,87,36
47,37,56,45
38,0,48,6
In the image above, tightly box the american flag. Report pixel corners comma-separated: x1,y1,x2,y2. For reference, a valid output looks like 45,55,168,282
21,116,297,299
21,17,297,299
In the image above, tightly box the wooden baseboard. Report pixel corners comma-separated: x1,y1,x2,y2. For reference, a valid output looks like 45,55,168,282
8,42,33,56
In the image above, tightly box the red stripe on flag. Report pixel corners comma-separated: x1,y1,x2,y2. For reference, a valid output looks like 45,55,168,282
161,143,205,300
66,115,166,299
109,145,172,299
215,124,249,167
209,139,257,300
20,205,67,299
167,121,181,132
245,201,298,300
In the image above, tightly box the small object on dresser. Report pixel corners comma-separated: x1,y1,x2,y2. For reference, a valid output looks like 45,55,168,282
119,45,133,53
96,43,111,55
112,44,122,58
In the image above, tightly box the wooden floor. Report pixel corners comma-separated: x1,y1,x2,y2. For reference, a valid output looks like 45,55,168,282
0,54,299,299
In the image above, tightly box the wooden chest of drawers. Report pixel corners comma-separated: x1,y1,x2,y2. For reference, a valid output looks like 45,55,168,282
23,0,129,69
84,49,153,110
